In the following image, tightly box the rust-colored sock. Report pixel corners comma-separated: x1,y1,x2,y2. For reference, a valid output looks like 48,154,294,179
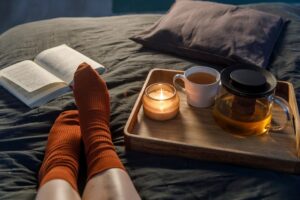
39,110,81,191
73,63,125,181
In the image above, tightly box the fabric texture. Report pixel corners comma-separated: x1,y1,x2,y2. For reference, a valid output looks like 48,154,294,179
73,63,125,181
131,1,287,68
0,3,300,200
38,110,81,191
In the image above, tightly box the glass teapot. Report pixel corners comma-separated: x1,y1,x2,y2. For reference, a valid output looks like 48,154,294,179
213,65,291,136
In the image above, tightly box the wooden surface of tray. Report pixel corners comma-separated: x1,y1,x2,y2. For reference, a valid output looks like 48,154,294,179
124,68,300,173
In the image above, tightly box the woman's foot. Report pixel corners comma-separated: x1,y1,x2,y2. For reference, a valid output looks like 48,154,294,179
73,63,124,181
39,110,81,191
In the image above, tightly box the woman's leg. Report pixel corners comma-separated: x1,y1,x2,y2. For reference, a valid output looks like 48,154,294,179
36,180,80,200
73,63,140,200
83,169,140,200
36,110,81,200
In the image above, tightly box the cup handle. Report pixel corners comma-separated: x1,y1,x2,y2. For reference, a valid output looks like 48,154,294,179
270,96,292,131
173,74,186,91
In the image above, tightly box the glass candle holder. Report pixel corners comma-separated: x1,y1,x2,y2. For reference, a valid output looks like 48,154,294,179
143,83,180,121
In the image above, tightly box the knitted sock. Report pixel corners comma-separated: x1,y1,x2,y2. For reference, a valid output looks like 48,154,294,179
39,110,81,191
73,63,125,181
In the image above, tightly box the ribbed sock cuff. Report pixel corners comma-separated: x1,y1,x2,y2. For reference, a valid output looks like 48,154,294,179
39,166,78,191
87,155,125,181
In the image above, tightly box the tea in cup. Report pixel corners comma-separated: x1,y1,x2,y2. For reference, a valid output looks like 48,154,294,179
173,66,220,108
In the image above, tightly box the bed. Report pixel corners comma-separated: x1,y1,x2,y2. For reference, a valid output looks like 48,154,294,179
0,2,300,200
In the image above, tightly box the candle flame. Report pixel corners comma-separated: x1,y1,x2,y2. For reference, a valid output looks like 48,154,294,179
159,88,165,100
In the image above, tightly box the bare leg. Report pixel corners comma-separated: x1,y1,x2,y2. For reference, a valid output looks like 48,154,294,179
83,168,140,200
36,180,80,200
73,63,141,200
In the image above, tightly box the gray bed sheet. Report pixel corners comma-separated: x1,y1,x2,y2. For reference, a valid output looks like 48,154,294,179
0,3,300,200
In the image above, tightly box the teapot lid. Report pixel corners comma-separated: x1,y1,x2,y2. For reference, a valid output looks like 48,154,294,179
221,65,277,98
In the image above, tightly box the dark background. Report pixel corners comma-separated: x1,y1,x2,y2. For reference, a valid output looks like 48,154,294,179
1,0,300,34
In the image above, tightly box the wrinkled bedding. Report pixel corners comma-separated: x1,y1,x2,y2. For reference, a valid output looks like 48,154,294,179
0,3,300,200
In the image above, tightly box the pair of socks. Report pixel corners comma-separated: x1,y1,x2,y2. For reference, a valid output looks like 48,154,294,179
39,63,124,191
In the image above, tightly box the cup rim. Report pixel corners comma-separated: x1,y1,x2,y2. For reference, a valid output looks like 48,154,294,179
184,66,220,86
145,82,177,101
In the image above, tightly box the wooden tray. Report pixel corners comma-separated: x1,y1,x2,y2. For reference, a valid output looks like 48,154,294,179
124,68,300,173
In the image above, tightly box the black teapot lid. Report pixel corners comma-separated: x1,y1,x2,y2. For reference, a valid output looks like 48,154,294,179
221,65,277,98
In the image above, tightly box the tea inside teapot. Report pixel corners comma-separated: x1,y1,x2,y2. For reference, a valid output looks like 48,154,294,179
213,66,277,136
213,93,272,136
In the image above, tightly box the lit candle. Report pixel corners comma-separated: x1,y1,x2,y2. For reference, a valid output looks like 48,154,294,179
143,83,180,121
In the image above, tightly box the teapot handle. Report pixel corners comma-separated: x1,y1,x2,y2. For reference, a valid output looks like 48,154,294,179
270,96,292,131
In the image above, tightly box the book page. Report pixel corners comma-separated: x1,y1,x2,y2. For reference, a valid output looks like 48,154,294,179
0,60,65,92
0,77,69,108
35,44,105,84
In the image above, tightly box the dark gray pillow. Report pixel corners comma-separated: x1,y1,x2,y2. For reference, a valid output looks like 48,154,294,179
131,1,287,68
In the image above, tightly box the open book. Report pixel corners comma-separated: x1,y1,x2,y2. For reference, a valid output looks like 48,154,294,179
0,44,105,108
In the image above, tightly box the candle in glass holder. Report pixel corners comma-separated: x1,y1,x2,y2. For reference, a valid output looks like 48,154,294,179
143,83,180,121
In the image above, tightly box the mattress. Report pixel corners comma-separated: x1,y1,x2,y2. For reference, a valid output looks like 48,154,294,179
0,3,300,200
